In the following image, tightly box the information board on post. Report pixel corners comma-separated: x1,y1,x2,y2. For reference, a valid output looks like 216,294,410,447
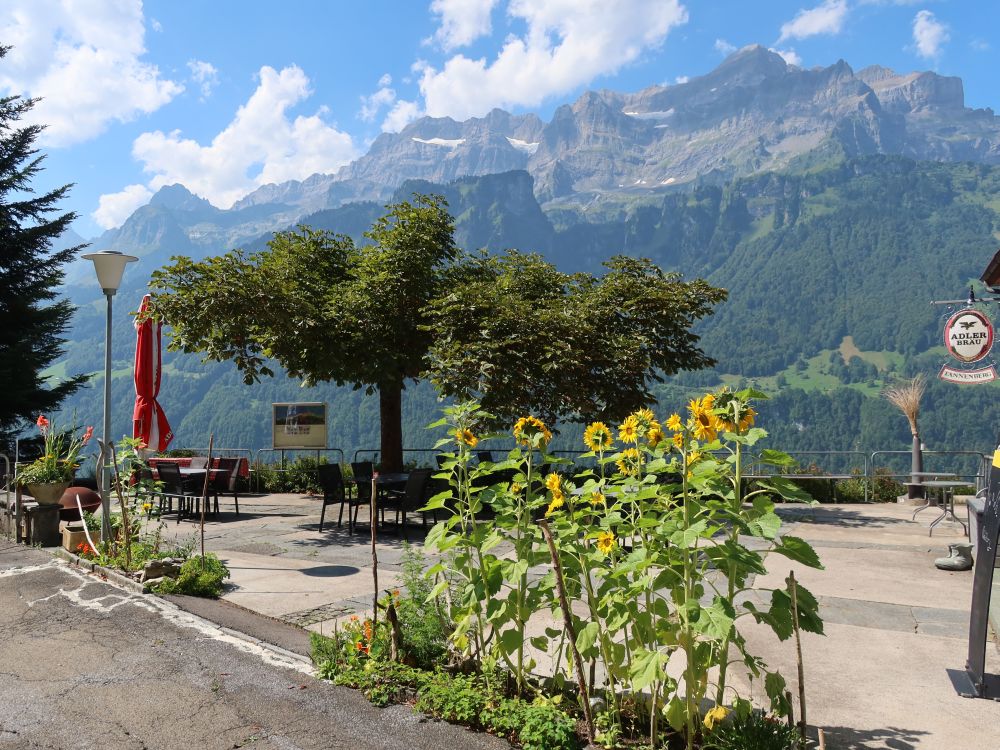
272,402,328,450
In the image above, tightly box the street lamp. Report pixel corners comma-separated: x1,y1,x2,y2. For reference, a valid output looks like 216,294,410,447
82,250,138,543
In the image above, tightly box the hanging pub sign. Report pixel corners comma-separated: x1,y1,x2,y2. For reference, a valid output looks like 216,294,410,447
939,309,997,384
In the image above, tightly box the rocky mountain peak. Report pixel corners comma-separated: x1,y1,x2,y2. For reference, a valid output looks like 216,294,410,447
149,184,216,213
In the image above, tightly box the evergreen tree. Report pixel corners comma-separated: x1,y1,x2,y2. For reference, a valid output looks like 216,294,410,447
0,46,87,450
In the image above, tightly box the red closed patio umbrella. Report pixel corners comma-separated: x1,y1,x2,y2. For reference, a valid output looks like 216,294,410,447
133,294,173,452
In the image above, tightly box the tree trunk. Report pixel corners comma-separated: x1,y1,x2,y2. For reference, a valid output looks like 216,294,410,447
379,382,404,473
909,432,924,499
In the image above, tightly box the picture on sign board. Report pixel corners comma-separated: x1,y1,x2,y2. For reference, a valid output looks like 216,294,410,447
272,402,327,449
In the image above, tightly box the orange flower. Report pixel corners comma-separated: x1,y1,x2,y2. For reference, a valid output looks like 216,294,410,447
36,415,49,432
82,426,94,443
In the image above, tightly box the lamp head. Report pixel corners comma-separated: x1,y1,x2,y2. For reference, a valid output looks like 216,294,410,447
82,250,138,295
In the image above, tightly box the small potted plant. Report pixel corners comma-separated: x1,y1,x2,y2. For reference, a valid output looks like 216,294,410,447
17,415,94,505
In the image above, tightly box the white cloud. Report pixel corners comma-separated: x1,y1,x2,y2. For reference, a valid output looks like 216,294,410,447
0,0,182,146
430,0,499,50
912,10,949,59
770,47,803,66
187,60,219,100
418,0,688,121
360,75,397,122
714,38,737,55
382,100,423,132
108,65,358,211
92,183,153,230
674,75,689,84
778,0,848,43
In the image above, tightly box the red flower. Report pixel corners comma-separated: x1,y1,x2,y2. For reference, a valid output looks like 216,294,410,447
82,426,94,444
36,415,49,432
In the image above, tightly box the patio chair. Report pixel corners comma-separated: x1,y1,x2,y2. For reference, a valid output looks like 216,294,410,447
317,463,357,532
156,462,203,523
382,468,432,539
350,462,374,534
209,457,241,516
188,456,208,469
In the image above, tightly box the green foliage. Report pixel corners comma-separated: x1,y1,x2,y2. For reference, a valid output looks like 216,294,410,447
836,467,904,503
395,544,450,667
414,672,579,750
423,394,823,749
148,194,459,470
0,47,88,451
154,553,230,598
424,252,726,427
703,710,802,750
256,457,328,493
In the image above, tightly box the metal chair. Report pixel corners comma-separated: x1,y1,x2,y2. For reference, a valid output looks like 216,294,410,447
155,462,202,523
349,462,374,533
210,457,241,516
317,463,356,532
382,469,432,539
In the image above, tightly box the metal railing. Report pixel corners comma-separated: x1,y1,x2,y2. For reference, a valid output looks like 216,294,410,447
252,448,346,492
869,450,989,491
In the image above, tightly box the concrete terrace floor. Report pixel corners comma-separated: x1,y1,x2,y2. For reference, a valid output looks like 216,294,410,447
154,494,1000,749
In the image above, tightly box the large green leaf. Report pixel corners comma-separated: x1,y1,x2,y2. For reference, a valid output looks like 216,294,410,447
773,535,824,569
629,648,668,691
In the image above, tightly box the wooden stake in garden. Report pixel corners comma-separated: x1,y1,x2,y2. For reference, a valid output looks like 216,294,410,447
539,519,595,743
371,472,379,626
788,571,808,749
200,434,214,569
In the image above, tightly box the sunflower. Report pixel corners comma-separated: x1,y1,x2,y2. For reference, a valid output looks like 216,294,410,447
739,406,757,432
692,410,719,442
633,407,657,432
545,472,561,492
666,413,683,432
687,397,705,418
701,392,716,410
509,482,523,495
454,428,479,448
513,415,552,446
672,431,684,448
647,425,665,448
583,421,613,452
703,705,729,731
596,531,616,555
546,494,565,516
618,415,640,444
616,447,641,476
589,491,605,507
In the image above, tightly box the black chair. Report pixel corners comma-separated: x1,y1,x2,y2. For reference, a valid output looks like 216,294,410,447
382,469,432,539
476,451,493,464
210,457,241,516
349,462,374,533
156,462,202,522
317,463,358,532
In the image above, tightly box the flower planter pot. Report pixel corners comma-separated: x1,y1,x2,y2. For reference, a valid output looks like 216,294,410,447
62,525,97,554
25,481,71,505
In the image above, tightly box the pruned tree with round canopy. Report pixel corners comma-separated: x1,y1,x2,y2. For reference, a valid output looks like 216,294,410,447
147,195,727,470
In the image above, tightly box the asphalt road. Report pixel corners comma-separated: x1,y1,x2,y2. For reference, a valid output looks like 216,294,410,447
0,543,509,750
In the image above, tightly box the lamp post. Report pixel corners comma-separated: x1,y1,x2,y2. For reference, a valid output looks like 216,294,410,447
82,250,138,543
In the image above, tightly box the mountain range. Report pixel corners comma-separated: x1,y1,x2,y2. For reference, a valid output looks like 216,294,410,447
47,46,1000,466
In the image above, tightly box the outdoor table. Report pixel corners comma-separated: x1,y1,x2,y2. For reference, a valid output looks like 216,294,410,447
352,472,409,489
910,472,958,519
919,480,973,536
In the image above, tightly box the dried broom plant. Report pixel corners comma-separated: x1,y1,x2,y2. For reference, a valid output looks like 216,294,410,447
883,375,926,437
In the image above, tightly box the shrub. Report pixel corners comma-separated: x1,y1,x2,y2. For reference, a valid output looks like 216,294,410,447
395,544,450,667
155,553,230,597
703,709,801,750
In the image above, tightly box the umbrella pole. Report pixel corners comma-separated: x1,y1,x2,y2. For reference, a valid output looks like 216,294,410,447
201,434,214,569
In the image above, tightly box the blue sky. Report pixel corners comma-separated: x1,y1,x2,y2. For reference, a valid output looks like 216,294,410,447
2,0,997,238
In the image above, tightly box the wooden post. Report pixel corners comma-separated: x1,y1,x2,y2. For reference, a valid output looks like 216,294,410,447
201,434,214,569
371,473,379,626
539,519,595,742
